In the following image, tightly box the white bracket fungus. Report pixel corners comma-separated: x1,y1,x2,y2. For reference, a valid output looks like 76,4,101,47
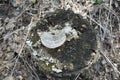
63,23,79,41
41,30,66,48
40,22,79,49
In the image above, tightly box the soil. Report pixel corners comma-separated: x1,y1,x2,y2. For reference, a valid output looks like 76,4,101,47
29,9,97,79
0,0,120,80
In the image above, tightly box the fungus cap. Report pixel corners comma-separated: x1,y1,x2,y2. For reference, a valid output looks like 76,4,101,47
41,30,66,48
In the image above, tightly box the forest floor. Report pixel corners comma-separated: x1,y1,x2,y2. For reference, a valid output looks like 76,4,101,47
0,0,120,80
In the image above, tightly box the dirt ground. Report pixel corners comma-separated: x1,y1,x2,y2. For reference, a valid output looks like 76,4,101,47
0,0,120,80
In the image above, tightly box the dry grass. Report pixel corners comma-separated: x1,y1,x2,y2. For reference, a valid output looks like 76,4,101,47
0,0,120,80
